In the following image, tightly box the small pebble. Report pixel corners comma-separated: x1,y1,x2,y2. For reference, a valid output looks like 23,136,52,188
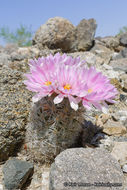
122,164,127,173
120,94,127,102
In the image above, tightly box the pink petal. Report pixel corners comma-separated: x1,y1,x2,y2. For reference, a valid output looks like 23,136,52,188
32,93,46,103
54,94,64,104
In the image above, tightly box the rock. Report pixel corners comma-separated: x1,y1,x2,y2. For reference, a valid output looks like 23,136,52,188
119,32,127,46
96,113,110,127
115,110,127,122
3,158,34,190
122,164,127,173
113,47,127,59
100,36,119,50
123,119,127,128
41,167,50,190
98,65,122,80
110,78,122,91
33,17,75,52
120,73,127,81
90,43,113,62
120,74,127,91
68,51,104,67
106,70,121,79
49,148,123,190
110,136,127,142
102,121,127,136
112,52,124,60
109,58,127,72
4,44,19,54
17,46,40,58
11,51,26,61
0,184,3,190
123,79,127,92
0,53,11,67
0,45,4,53
75,18,97,51
99,136,115,151
111,142,127,165
9,48,53,73
0,65,32,161
120,47,127,58
10,46,40,61
120,94,127,102
96,113,127,135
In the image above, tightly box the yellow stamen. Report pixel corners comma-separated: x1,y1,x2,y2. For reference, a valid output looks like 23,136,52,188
44,81,52,86
88,88,93,93
64,84,71,90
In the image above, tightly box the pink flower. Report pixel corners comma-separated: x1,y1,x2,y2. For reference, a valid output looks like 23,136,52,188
24,56,57,102
79,67,118,112
24,53,84,107
24,53,117,112
53,64,87,110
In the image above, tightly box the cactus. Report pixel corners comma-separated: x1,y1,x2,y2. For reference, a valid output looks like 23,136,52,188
25,94,84,164
24,53,117,164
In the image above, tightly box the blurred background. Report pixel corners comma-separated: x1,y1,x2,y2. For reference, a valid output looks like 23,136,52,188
0,0,127,46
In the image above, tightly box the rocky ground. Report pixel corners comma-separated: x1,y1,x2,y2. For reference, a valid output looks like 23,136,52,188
0,17,127,190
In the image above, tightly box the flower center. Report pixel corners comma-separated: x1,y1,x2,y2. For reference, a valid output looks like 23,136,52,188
88,88,93,93
44,81,52,86
64,84,71,90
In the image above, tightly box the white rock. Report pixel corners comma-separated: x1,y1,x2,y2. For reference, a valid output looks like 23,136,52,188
103,63,113,70
122,164,127,173
118,110,127,121
111,142,127,165
41,167,50,190
0,184,3,190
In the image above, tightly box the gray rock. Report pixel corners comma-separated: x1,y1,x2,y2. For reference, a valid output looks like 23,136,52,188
111,142,127,165
122,164,127,173
4,44,19,54
75,18,97,51
49,148,123,190
120,48,127,58
10,47,40,62
109,58,127,72
120,94,127,102
33,17,75,52
113,47,127,59
0,45,4,53
99,136,115,152
10,52,27,61
3,158,34,190
68,51,104,67
123,119,127,128
115,110,127,122
0,53,11,67
90,43,113,61
119,32,127,46
123,79,127,92
100,36,119,50
0,65,32,161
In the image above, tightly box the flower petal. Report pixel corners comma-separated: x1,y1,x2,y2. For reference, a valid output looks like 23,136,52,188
70,101,78,111
32,93,46,103
54,94,64,104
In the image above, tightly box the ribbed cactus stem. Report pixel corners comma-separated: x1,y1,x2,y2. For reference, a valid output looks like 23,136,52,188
25,94,84,164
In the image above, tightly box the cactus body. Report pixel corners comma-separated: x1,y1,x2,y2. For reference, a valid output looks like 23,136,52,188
25,95,84,163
